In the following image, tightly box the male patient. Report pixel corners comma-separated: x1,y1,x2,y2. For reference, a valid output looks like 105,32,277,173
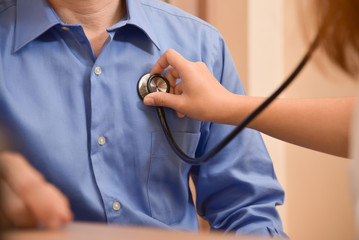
0,0,286,237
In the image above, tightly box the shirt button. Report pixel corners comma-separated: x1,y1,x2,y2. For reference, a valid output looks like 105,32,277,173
98,136,106,146
94,66,102,75
112,201,121,211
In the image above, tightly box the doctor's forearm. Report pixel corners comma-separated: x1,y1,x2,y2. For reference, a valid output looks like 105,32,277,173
226,96,355,158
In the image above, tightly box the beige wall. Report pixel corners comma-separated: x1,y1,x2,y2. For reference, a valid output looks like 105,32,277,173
162,0,357,239
246,0,288,228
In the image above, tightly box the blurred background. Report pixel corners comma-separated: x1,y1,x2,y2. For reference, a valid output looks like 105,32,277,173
161,0,358,239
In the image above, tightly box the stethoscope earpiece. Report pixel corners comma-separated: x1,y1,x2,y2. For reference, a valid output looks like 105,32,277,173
137,73,170,100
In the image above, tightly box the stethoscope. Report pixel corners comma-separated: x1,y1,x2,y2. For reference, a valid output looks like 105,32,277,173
137,21,328,165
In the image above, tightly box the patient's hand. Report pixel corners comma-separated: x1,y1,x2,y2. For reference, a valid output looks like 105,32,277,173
0,152,73,229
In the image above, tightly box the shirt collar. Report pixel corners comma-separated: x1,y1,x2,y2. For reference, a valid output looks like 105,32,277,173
14,0,161,52
115,0,161,50
14,0,61,52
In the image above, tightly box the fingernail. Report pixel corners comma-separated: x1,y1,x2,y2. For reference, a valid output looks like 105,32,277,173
144,98,155,106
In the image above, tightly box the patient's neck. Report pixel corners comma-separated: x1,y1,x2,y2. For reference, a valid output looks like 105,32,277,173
48,0,126,56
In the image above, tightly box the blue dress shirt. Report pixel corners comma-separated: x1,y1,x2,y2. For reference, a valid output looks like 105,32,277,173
0,0,286,237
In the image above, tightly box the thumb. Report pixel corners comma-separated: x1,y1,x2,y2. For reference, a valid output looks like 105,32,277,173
144,92,181,110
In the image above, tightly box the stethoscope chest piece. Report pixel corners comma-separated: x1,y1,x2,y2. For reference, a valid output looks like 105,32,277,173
137,73,170,100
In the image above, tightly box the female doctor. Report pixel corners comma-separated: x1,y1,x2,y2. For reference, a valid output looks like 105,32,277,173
144,0,359,159
144,0,359,235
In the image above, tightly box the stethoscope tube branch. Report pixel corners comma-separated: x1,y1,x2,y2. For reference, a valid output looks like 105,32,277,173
156,16,329,165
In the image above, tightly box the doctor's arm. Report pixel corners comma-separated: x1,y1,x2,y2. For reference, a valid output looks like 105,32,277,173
0,152,73,229
144,49,355,158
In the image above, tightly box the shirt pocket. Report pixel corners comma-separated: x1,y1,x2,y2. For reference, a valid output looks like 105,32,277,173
147,131,200,225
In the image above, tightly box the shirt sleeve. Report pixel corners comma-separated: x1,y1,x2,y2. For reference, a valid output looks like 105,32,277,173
192,34,287,238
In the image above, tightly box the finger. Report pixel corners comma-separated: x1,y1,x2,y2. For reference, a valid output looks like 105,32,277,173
0,212,12,229
166,66,180,86
150,49,190,77
144,92,187,118
174,82,184,118
1,180,37,228
0,152,73,229
0,152,45,192
143,92,182,111
174,82,183,95
165,67,179,94
29,182,73,229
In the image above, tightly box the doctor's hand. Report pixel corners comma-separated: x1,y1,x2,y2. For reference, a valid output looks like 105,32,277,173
144,49,238,124
0,152,73,229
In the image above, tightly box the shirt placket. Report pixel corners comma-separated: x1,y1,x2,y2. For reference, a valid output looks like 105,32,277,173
88,35,124,222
